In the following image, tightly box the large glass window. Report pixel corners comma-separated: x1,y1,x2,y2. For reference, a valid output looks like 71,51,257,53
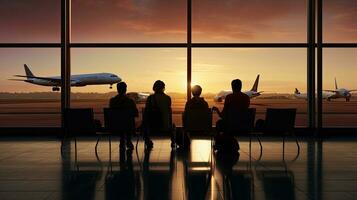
324,0,357,43
193,0,307,43
0,48,61,127
323,48,357,127
70,48,186,126
193,48,308,127
0,0,60,43
72,0,187,43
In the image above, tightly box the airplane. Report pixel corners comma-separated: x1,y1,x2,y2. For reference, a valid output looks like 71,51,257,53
9,64,121,91
127,92,150,103
214,75,262,102
323,78,357,102
294,88,334,100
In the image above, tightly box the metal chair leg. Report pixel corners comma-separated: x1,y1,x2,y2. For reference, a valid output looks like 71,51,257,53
95,136,101,153
109,135,112,173
292,132,300,161
74,137,79,171
256,135,263,161
249,135,252,166
282,135,285,161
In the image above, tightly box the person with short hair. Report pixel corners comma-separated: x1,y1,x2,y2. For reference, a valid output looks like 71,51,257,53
109,82,139,150
212,79,250,151
144,80,173,149
213,79,250,119
184,85,209,112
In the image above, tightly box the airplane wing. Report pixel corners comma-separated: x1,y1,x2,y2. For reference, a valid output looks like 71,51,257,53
323,89,338,93
8,78,27,81
14,75,62,84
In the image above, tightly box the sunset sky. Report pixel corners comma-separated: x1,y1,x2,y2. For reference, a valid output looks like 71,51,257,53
0,0,356,94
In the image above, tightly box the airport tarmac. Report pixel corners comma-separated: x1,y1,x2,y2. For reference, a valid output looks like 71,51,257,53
0,98,357,127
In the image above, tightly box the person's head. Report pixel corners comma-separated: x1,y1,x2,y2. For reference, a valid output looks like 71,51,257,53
116,82,127,95
191,85,202,97
231,79,242,92
153,80,165,93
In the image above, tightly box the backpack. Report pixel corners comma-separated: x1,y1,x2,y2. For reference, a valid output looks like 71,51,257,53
214,133,240,153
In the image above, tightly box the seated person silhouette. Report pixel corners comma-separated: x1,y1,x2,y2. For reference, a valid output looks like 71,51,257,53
144,80,173,149
184,85,209,112
181,85,210,147
109,82,139,150
212,79,250,151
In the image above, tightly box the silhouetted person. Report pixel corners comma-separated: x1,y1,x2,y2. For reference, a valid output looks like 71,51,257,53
212,79,250,151
182,85,210,148
109,82,138,150
144,80,173,149
213,79,250,120
184,85,209,112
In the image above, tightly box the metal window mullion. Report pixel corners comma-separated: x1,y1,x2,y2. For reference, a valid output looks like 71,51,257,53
307,0,316,129
317,0,323,132
187,0,192,101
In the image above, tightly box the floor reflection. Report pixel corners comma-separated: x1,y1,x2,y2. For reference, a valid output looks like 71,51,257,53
2,138,357,200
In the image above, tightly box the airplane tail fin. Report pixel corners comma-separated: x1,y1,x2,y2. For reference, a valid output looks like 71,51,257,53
250,74,260,92
334,77,338,90
295,88,300,94
24,64,34,79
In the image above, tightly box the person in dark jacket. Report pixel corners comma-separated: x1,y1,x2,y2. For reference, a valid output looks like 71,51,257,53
144,80,173,149
109,82,138,150
184,85,209,112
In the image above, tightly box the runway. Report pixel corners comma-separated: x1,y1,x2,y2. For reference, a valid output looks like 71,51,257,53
0,98,357,127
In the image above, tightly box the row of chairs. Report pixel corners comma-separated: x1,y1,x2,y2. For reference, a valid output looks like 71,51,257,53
61,108,299,159
183,108,299,160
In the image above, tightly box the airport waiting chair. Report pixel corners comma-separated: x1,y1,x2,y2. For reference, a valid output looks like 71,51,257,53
262,108,300,160
225,108,262,157
96,108,137,153
141,108,176,149
61,108,99,163
182,108,213,148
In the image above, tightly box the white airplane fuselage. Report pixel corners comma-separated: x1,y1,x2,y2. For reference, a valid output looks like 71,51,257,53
294,92,334,100
25,73,121,87
214,90,261,102
327,88,352,99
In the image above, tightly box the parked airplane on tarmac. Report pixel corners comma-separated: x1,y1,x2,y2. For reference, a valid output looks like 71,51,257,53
127,92,150,103
324,78,356,102
294,88,334,100
9,64,121,91
214,75,262,102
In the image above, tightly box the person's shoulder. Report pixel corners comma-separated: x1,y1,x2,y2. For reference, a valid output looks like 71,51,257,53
110,95,119,101
225,93,234,100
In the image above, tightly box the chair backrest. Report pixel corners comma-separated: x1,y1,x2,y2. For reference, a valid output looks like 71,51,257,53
183,108,212,133
64,108,96,135
224,108,256,134
264,108,296,133
104,108,136,133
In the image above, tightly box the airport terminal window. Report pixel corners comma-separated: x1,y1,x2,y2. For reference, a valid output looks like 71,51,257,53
70,48,187,126
192,0,307,43
323,0,357,43
71,0,187,43
192,48,308,127
0,48,61,127
0,0,60,43
1,0,356,130
322,48,357,127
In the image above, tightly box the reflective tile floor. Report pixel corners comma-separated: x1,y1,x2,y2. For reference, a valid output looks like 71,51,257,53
0,137,357,200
